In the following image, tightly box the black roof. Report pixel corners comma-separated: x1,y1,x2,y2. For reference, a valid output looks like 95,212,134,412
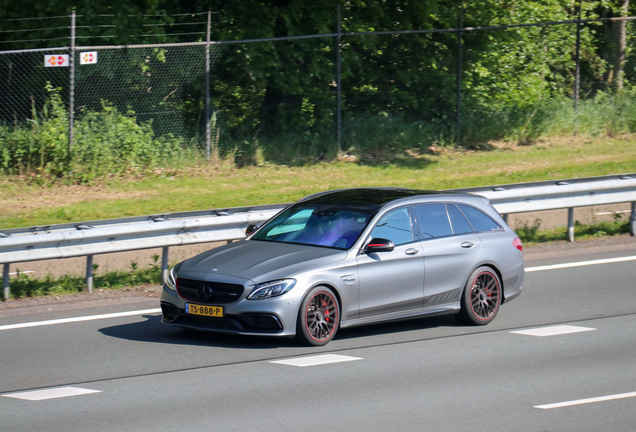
298,187,439,208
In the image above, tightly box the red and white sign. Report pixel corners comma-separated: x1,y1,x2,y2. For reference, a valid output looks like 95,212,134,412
44,54,69,67
80,51,98,65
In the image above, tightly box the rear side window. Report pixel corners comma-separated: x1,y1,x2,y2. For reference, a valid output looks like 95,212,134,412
413,204,452,238
458,205,501,232
447,204,473,234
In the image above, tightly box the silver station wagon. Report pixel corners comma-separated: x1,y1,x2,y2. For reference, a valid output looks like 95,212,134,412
160,188,524,346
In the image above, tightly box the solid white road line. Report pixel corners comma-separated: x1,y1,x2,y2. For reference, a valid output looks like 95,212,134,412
510,325,596,337
525,255,636,272
2,387,101,401
534,391,636,409
270,354,363,367
0,308,161,331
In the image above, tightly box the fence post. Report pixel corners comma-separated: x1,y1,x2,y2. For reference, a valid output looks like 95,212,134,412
456,4,464,144
573,0,582,136
206,11,211,163
3,264,9,301
336,3,342,151
69,10,76,155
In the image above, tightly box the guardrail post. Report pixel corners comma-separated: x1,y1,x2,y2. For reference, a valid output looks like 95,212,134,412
631,202,635,236
3,264,9,301
567,208,575,242
502,214,509,224
86,255,93,293
162,247,169,284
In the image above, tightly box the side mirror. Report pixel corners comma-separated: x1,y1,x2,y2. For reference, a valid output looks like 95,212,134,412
363,238,395,253
245,224,259,236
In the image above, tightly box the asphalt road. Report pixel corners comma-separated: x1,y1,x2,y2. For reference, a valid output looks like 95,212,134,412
1,242,636,432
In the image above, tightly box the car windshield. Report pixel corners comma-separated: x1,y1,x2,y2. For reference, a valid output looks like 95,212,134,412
251,203,376,249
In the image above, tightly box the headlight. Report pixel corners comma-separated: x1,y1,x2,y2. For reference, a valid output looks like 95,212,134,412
248,279,296,300
166,267,178,291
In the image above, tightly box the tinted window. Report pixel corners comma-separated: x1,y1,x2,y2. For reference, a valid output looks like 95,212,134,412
370,208,413,245
447,204,473,234
458,205,501,232
414,204,452,238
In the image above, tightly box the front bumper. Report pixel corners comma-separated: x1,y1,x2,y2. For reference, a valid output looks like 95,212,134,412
161,301,284,334
160,283,301,337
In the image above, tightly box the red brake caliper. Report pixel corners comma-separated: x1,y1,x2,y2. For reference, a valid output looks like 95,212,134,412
323,300,330,322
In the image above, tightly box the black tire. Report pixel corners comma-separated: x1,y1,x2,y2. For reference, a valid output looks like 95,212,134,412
296,286,340,346
456,266,501,325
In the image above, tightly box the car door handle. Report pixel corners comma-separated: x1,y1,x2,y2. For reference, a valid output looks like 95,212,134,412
405,248,420,255
461,241,475,248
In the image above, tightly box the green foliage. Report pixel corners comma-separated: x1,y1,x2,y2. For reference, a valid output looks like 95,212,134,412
0,84,198,182
460,87,636,144
2,1,636,171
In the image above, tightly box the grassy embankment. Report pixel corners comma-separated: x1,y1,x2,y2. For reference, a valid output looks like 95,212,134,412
2,134,635,228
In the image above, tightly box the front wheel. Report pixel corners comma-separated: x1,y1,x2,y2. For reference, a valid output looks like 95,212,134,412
456,267,501,325
296,286,340,346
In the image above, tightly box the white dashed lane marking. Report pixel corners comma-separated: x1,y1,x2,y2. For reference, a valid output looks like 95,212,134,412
2,387,101,401
525,255,636,272
511,325,596,337
535,391,636,409
270,354,363,367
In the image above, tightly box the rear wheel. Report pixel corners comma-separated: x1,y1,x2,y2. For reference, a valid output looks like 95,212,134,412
296,286,340,346
456,267,501,325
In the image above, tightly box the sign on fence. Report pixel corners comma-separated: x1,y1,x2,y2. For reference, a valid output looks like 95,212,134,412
79,51,98,65
44,54,69,67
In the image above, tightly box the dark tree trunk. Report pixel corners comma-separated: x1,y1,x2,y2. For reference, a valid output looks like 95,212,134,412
606,0,629,90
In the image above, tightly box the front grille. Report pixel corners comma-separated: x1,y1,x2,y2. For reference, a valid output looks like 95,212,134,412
177,314,244,332
177,278,244,304
171,313,283,334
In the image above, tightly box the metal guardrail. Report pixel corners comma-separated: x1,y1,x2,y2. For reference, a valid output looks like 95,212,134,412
449,173,636,242
2,174,635,300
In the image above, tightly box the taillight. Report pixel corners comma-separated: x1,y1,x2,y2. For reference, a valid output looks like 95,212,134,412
513,237,523,252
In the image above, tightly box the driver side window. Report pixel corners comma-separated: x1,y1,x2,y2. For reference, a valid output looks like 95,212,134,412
370,208,414,245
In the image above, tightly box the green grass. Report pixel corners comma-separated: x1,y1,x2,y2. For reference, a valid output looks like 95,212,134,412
7,261,163,300
1,134,635,229
516,218,632,247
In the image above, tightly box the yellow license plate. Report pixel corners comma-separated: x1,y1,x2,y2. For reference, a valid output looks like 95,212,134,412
186,303,224,317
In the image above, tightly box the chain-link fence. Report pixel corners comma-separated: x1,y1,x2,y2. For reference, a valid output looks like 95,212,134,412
1,7,636,169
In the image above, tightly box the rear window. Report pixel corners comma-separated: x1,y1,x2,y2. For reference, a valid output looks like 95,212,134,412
458,205,501,232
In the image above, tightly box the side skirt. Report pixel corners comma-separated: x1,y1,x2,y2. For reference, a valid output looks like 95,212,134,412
340,302,461,329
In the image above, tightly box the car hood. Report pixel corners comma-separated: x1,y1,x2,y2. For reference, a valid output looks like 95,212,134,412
178,240,348,283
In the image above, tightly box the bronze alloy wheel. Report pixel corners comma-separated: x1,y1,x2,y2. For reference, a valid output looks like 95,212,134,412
297,286,340,346
457,266,501,325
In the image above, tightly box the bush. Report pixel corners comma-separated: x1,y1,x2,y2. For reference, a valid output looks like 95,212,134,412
0,83,199,182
